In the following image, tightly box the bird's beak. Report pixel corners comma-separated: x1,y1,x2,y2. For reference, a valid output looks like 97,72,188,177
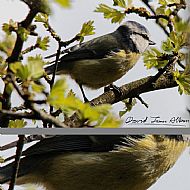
149,40,156,45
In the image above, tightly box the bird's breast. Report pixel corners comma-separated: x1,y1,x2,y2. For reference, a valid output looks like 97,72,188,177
69,51,141,89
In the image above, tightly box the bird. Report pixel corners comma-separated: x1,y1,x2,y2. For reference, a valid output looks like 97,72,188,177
0,135,189,190
45,21,155,101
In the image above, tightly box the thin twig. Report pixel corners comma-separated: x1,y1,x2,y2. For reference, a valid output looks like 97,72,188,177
44,21,80,127
22,44,38,55
1,7,39,128
48,42,62,128
136,95,148,108
8,74,68,128
11,105,26,112
60,36,80,48
151,56,178,83
178,61,185,70
8,135,25,190
1,135,44,152
141,0,169,36
0,109,37,120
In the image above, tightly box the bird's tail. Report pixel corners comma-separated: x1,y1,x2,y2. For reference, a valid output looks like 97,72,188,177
44,62,68,75
44,63,57,75
0,162,14,184
0,156,39,184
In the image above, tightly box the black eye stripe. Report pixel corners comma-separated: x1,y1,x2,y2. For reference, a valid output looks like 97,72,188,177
132,32,149,40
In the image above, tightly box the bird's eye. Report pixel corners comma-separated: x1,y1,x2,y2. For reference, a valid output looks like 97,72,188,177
141,34,149,40
133,32,149,40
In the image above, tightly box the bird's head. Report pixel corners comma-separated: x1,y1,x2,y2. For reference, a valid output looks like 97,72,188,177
117,21,155,53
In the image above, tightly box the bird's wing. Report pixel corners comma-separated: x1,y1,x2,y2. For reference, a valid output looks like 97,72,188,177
46,32,123,62
44,43,83,59
59,33,123,62
22,135,145,157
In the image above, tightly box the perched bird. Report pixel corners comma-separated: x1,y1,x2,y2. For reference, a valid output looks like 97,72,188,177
0,135,189,190
45,21,155,101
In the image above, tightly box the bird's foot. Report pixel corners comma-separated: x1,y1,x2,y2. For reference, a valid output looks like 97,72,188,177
104,84,123,97
78,84,89,103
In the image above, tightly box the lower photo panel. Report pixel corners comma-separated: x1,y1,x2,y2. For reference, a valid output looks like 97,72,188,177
0,135,190,190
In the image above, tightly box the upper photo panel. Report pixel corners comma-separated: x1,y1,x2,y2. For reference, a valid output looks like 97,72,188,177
0,0,189,128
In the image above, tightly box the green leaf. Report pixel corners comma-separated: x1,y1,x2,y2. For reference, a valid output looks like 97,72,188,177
163,31,187,52
9,119,27,128
83,104,111,122
48,78,67,106
127,0,133,7
119,98,137,117
98,115,121,128
166,0,180,4
10,56,45,81
0,35,15,56
63,95,84,110
31,81,45,93
78,21,95,43
95,4,125,23
10,62,29,81
2,20,30,41
54,0,71,8
83,106,101,121
0,59,7,76
27,55,45,80
93,104,111,116
159,0,167,5
5,83,13,95
174,20,190,33
17,27,30,41
35,13,49,23
113,0,126,8
143,48,168,69
184,63,190,75
2,19,17,35
162,38,174,52
36,36,50,50
17,65,30,81
9,62,22,73
173,69,190,95
2,23,11,35
159,0,181,5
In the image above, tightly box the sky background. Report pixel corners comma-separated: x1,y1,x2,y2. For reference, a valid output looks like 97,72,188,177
0,0,190,190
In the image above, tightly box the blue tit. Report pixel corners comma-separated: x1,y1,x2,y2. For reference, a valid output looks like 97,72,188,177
0,135,189,190
45,21,155,101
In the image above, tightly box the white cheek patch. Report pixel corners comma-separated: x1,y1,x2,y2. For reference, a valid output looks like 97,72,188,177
130,34,149,53
130,34,137,41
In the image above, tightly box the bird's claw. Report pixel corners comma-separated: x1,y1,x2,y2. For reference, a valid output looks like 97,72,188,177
104,84,123,97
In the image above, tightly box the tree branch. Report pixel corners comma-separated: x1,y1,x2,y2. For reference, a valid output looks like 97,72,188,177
91,72,176,105
64,72,177,127
1,4,39,128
